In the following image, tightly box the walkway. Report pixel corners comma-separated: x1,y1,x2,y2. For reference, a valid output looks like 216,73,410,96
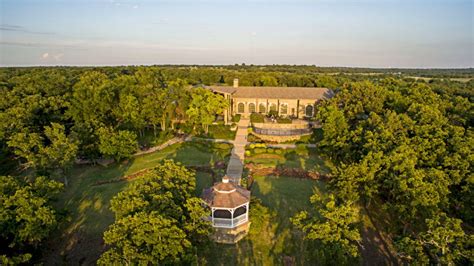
226,118,250,183
134,135,187,156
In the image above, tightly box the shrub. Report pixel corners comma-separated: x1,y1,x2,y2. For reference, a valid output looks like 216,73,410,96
216,143,232,150
267,148,274,153
296,144,308,155
250,113,264,123
249,144,255,149
277,117,292,124
275,149,283,155
232,114,241,123
268,110,278,118
254,148,266,154
245,150,251,156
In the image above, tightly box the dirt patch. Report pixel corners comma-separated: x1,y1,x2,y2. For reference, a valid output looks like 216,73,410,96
92,162,226,186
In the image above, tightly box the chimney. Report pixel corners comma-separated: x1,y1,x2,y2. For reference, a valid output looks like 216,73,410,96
233,78,239,88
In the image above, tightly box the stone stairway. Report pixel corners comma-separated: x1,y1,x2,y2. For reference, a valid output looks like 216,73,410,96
226,118,249,183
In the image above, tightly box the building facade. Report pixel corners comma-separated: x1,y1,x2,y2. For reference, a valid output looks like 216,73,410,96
208,79,334,123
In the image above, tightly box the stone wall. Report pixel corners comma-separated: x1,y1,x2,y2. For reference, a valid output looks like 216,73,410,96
251,132,310,143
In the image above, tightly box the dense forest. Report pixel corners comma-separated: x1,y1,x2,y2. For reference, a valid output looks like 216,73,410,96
0,65,472,264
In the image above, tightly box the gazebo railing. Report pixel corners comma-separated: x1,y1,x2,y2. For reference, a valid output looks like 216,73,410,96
212,214,248,228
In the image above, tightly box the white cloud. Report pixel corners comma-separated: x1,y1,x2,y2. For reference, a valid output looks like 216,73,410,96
133,5,139,9
41,52,49,59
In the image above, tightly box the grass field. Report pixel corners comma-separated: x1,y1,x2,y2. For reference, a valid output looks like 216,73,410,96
198,124,237,140
245,146,331,174
42,141,231,265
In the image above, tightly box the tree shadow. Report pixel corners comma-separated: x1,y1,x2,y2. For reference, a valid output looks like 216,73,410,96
250,175,319,264
359,204,400,266
42,159,134,265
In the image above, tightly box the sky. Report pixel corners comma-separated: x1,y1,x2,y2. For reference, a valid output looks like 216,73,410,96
0,0,472,67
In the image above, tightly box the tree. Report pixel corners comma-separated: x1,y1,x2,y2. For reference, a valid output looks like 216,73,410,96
99,160,211,264
7,123,78,173
98,211,191,265
0,175,63,263
292,193,361,258
40,123,79,172
186,88,228,133
67,71,114,129
396,213,470,264
97,127,138,162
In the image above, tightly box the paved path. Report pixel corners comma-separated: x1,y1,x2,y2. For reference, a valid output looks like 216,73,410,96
226,119,250,183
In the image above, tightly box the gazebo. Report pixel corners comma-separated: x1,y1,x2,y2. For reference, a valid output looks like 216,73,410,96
202,176,251,243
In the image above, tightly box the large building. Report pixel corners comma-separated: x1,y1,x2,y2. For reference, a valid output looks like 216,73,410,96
208,79,334,123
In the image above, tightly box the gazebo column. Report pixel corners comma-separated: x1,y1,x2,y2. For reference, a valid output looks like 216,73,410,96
211,207,215,226
245,203,249,222
230,208,235,228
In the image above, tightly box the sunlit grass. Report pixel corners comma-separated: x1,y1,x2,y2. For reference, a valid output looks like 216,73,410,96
245,147,331,173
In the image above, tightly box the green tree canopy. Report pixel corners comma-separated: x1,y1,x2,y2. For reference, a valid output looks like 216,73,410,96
97,127,138,162
186,87,228,133
98,160,211,265
310,80,473,264
0,175,63,264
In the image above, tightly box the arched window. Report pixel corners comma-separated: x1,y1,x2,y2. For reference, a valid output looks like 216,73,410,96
234,205,247,217
248,103,256,113
259,103,266,113
305,105,314,117
237,103,245,113
269,103,277,112
280,104,288,115
213,209,232,219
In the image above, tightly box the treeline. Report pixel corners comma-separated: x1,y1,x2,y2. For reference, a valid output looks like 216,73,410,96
293,79,473,264
110,64,474,78
1,66,472,175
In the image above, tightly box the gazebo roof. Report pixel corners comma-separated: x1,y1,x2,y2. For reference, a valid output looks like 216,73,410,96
202,178,251,208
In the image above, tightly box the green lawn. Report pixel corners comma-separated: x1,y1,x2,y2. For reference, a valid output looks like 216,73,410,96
199,124,236,140
43,141,230,265
201,175,325,265
245,146,331,174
